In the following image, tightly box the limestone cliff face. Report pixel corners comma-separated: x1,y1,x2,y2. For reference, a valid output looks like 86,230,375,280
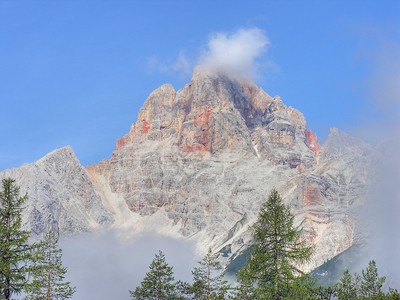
85,70,370,270
0,70,372,271
0,146,114,239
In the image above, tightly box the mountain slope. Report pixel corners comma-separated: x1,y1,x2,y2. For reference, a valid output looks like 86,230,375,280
0,69,372,271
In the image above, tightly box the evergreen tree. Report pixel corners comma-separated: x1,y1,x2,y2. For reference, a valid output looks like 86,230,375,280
0,178,34,299
25,231,76,300
189,248,231,299
130,250,177,299
239,189,313,299
335,269,357,300
385,287,400,300
282,275,318,300
352,272,361,297
360,260,386,299
282,274,335,300
235,264,257,299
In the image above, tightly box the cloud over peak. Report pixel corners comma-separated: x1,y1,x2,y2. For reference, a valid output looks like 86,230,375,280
148,27,270,80
198,28,269,78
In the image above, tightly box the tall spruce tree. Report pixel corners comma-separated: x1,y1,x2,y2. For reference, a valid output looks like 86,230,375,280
239,189,313,299
0,178,34,299
130,250,177,299
25,231,76,300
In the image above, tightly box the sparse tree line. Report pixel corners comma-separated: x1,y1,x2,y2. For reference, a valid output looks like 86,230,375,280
0,178,75,300
130,189,400,300
1,178,398,299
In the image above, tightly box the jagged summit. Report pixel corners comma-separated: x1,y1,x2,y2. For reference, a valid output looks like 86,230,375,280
115,69,316,167
0,70,372,271
36,145,75,164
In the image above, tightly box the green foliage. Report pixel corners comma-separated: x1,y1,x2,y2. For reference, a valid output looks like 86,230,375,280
238,188,313,299
385,287,400,300
332,260,400,300
334,269,357,300
0,178,35,299
282,275,335,300
25,231,76,300
359,260,386,299
187,248,231,299
234,264,257,299
130,250,178,299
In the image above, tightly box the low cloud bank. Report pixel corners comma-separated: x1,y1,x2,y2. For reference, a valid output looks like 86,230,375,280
61,231,197,300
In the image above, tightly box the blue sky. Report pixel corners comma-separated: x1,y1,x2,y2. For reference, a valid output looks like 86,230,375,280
1,1,399,171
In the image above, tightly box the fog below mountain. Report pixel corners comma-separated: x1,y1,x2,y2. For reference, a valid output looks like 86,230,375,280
360,139,400,289
61,231,197,300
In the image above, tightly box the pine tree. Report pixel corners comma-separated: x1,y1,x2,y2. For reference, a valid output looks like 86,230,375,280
235,264,257,299
189,248,231,299
335,269,357,300
25,231,76,300
352,272,361,297
130,250,177,299
359,260,386,299
282,275,319,300
0,178,34,299
239,189,313,299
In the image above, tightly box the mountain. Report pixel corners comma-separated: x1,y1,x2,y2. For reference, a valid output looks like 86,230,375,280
0,68,372,271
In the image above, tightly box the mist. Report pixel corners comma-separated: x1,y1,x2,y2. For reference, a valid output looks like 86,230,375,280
60,231,197,299
351,31,400,288
363,139,400,287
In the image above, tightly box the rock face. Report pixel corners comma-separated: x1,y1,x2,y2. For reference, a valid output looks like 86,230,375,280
0,146,114,239
0,69,372,271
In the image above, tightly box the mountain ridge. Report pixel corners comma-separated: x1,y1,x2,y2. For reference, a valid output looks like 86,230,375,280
0,69,371,271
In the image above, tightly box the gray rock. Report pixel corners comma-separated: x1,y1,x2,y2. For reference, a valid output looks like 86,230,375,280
0,69,373,272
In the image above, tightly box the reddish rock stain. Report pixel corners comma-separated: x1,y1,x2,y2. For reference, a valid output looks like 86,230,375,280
116,135,130,150
304,184,323,206
181,108,212,152
193,109,211,127
141,120,150,134
304,215,317,243
305,129,322,157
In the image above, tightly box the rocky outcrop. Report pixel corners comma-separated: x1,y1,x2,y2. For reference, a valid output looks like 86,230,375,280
0,69,372,271
0,146,114,239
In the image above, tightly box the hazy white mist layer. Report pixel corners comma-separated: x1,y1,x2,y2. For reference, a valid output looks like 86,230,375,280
365,140,400,287
356,32,400,288
61,231,197,300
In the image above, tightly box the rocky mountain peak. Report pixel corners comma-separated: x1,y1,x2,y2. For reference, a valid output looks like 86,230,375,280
114,69,321,166
0,68,373,273
36,145,76,165
321,128,372,162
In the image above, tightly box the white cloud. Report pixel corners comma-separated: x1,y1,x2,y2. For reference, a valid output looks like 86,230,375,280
198,28,269,78
147,27,270,80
